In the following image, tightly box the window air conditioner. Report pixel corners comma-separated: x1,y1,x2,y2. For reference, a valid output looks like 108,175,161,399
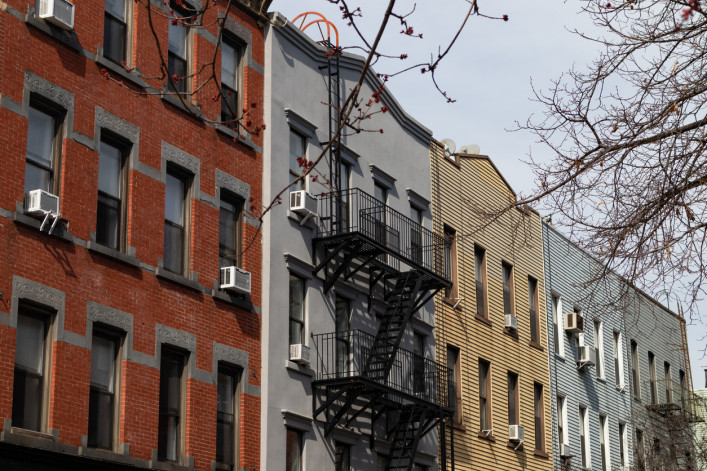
564,312,584,334
508,424,524,442
577,345,596,366
37,0,75,30
289,190,318,217
26,189,60,215
504,313,518,331
560,443,572,457
220,266,251,294
289,344,310,365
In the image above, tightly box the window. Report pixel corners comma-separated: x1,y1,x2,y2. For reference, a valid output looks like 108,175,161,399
289,130,306,191
25,104,62,196
533,383,545,452
444,226,458,299
664,362,673,404
594,320,604,378
413,332,425,395
552,296,563,356
557,396,567,447
12,309,51,431
478,358,490,431
220,35,241,123
528,277,539,344
335,296,351,377
631,340,641,400
96,138,128,250
373,183,389,250
613,331,625,387
502,262,514,316
474,246,487,318
288,275,305,345
164,167,190,274
619,421,628,469
88,330,120,449
410,206,423,265
158,348,186,462
167,1,191,93
635,428,645,469
217,365,241,468
507,372,519,426
285,428,302,471
680,369,687,409
219,192,244,269
446,346,462,424
337,161,351,231
104,0,128,64
599,414,610,471
334,442,350,471
579,405,590,468
648,351,658,404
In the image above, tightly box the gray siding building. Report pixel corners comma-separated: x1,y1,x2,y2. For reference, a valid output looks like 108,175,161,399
261,13,452,471
543,221,693,471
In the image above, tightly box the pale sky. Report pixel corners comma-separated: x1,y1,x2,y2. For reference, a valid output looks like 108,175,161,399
270,0,706,388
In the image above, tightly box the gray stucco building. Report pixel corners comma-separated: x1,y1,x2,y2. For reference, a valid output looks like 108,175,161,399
261,13,452,471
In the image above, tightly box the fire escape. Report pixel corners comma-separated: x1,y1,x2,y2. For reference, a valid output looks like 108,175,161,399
292,13,455,470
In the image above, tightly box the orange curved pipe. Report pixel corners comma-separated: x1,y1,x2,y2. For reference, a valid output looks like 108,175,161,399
291,11,339,46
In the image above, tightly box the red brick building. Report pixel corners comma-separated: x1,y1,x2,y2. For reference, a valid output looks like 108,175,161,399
0,1,268,470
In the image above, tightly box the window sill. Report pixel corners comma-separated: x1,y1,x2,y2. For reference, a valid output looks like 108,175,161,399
13,205,74,243
215,123,257,150
451,422,466,432
529,341,544,351
286,360,315,377
155,266,204,292
25,6,82,53
506,441,524,451
477,431,495,442
87,238,141,269
95,49,149,89
533,449,549,458
287,210,316,230
9,427,55,441
80,444,149,468
442,297,462,310
502,327,519,340
555,353,566,362
475,314,492,327
596,376,607,384
211,283,254,311
161,90,204,119
152,458,196,471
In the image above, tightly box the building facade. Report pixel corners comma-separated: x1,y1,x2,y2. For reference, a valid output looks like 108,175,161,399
0,1,267,470
261,13,453,471
430,140,553,470
542,222,633,471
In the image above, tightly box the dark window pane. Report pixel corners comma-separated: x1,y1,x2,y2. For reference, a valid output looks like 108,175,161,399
168,53,187,93
97,194,121,249
163,223,184,273
165,173,185,224
98,141,123,198
12,369,42,431
219,196,242,268
286,428,301,471
158,351,183,462
217,369,237,465
106,0,126,20
26,107,55,167
289,275,304,345
529,278,538,342
104,15,127,64
88,389,114,449
221,85,238,123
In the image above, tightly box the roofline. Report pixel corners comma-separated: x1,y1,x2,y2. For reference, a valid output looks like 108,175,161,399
269,13,433,146
542,221,685,324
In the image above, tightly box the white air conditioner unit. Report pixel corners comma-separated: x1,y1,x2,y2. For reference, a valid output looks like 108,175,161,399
560,443,572,457
37,0,75,30
26,189,60,215
504,314,518,331
289,344,310,365
289,190,318,218
508,424,524,442
564,312,584,334
220,266,251,294
577,345,596,366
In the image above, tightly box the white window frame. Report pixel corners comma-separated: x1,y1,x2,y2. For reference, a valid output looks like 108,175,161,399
619,421,628,468
599,414,611,471
614,330,625,389
557,395,568,446
579,405,591,469
594,320,605,379
553,296,564,357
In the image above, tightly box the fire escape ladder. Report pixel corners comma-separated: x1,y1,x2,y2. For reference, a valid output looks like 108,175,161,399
364,273,423,382
386,405,432,471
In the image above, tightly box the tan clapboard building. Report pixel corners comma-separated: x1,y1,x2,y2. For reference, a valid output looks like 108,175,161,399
430,139,553,470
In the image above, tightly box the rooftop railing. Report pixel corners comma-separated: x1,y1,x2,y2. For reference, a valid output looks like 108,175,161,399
311,329,454,410
317,188,448,280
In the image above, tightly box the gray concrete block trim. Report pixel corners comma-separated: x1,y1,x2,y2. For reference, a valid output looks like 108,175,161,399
87,301,135,359
212,341,260,397
281,410,313,432
9,276,67,344
155,323,200,384
22,71,77,146
215,169,251,209
369,164,397,190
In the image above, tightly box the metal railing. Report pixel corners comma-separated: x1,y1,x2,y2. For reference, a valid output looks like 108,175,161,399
312,330,454,409
318,189,447,279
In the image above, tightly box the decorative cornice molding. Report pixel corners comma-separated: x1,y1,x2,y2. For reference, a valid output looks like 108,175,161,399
25,71,74,111
161,141,200,175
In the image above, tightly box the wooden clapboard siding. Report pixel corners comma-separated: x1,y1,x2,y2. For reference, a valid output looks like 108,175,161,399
431,139,553,471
